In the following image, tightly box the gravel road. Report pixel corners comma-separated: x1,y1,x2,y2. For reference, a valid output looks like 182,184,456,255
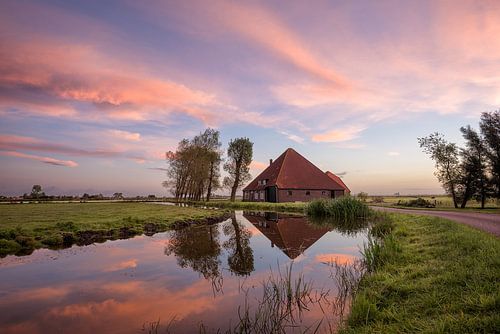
371,206,500,237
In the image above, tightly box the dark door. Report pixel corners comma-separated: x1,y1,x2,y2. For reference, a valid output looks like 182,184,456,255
266,186,277,203
331,190,335,199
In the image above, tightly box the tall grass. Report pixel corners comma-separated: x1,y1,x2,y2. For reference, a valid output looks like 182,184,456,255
341,213,500,333
306,197,372,221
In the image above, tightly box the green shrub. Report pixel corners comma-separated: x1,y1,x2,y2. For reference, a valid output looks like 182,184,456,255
306,197,372,221
0,239,22,256
396,197,435,208
14,235,36,248
42,235,64,247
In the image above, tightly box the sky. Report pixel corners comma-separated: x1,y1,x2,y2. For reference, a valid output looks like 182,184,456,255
1,0,499,196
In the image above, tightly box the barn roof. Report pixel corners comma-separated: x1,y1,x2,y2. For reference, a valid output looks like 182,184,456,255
243,148,345,191
325,171,351,193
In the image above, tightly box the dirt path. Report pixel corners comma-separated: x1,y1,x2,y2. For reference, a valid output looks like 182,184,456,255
371,206,500,237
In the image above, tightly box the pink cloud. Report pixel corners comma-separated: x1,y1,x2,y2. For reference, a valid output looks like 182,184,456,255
107,130,141,142
0,38,241,127
0,151,78,167
0,134,121,158
0,134,150,163
212,1,351,89
311,126,366,143
249,160,268,171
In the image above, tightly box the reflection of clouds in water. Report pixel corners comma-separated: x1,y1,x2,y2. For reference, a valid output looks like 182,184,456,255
0,211,367,333
103,258,137,272
314,253,357,265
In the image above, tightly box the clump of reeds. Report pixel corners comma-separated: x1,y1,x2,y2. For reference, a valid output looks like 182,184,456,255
326,259,365,320
306,197,372,222
361,234,401,273
227,263,327,333
369,212,395,238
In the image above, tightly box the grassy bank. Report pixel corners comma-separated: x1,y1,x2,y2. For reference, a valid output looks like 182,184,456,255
184,200,307,213
0,202,228,257
342,213,500,333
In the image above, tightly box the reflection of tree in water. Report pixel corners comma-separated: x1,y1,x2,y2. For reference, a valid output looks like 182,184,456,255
223,217,254,276
164,225,222,281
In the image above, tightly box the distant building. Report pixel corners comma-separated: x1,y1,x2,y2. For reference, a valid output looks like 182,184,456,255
242,148,349,202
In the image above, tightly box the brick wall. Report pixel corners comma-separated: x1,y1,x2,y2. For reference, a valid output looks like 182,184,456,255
277,189,333,203
244,189,345,202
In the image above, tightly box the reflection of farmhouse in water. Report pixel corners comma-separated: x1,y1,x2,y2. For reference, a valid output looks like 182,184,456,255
243,212,331,259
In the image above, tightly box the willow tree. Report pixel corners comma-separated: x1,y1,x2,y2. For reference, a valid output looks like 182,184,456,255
480,110,500,200
460,126,489,208
223,137,253,202
165,129,222,201
418,133,460,208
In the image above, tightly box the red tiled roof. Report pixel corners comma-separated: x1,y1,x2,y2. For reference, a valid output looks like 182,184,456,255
325,171,350,193
243,148,345,191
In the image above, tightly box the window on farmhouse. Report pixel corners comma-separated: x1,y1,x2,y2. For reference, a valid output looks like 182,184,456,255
322,191,326,195
288,191,292,196
306,191,310,195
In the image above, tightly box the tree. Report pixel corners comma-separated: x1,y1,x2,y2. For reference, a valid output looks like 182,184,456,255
30,185,45,199
223,138,253,202
165,128,222,201
418,133,461,208
479,110,500,200
112,192,123,200
459,126,489,208
357,192,368,202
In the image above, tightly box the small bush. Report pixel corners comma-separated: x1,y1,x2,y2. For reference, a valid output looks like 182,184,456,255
396,197,435,208
42,235,64,247
371,196,384,203
14,235,36,249
0,239,22,256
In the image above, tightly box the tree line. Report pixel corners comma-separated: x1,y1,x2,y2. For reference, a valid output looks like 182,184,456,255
419,110,500,209
164,128,253,202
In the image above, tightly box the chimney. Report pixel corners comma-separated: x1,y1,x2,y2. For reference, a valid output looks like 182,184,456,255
269,159,273,165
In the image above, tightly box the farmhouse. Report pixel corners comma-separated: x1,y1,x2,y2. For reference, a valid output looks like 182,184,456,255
242,148,349,202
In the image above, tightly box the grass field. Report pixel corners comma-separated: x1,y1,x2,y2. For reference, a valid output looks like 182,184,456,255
0,202,227,257
367,195,500,213
342,213,500,333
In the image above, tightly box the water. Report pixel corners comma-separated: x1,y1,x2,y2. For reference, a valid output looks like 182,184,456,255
0,211,368,333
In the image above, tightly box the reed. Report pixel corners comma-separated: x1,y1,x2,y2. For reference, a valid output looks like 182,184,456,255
306,197,372,222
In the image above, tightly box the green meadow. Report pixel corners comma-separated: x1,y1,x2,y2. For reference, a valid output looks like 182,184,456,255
342,213,500,333
0,202,226,256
